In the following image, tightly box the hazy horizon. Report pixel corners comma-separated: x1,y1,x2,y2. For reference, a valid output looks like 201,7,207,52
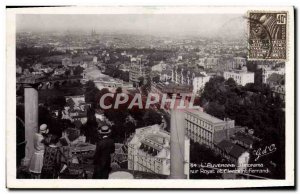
17,14,247,38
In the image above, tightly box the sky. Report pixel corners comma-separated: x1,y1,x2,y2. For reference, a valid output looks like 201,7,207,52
17,14,247,38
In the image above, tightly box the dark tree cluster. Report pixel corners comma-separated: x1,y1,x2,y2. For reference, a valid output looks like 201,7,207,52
17,46,65,69
103,65,129,82
199,76,285,179
85,83,162,143
190,142,228,179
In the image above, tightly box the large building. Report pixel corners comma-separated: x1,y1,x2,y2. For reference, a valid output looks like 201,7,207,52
192,73,211,94
223,66,254,86
185,109,235,148
185,110,255,165
128,124,189,176
150,82,193,113
171,66,210,94
129,57,150,86
198,57,219,69
93,77,134,92
219,57,246,71
171,66,194,85
151,82,193,97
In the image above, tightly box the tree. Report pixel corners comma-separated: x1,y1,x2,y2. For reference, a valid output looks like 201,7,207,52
95,88,111,108
138,77,144,87
142,109,162,126
53,81,60,89
120,72,129,82
190,142,226,179
82,107,98,144
225,78,237,89
152,75,160,83
49,95,66,109
64,69,70,77
74,66,84,76
116,87,122,93
84,80,100,107
199,75,285,178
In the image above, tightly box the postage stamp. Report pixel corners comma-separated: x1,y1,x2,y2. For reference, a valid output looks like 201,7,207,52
248,11,287,60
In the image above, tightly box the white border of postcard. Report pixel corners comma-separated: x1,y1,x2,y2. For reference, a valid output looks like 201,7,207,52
6,6,295,188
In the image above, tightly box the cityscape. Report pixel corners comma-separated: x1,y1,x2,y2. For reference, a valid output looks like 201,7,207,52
15,14,286,180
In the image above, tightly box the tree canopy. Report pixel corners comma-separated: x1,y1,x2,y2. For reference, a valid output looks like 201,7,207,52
198,76,285,179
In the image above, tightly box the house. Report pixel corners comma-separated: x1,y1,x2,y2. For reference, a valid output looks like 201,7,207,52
185,109,235,148
230,131,257,149
266,73,284,88
215,140,250,165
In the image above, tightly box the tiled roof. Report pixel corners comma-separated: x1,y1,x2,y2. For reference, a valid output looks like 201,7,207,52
267,73,284,84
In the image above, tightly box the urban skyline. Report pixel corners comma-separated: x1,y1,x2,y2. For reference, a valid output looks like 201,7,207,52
17,14,247,38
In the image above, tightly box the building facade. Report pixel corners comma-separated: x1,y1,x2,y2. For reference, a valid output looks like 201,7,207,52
232,57,246,69
223,66,254,86
159,69,172,82
129,57,149,86
192,74,211,94
185,109,235,148
198,57,219,69
215,140,250,165
171,66,210,94
128,124,189,176
150,82,193,113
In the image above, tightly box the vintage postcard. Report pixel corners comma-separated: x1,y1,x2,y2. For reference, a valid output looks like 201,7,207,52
6,6,295,189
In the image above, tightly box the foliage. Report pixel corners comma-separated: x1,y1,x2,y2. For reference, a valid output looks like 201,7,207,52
73,66,84,76
152,75,160,83
199,76,285,179
103,64,129,82
190,142,226,179
82,107,98,144
84,80,100,108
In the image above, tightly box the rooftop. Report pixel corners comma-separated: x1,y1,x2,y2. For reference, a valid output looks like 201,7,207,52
267,73,284,84
17,75,46,84
231,131,255,145
214,126,245,144
153,82,192,94
225,70,254,74
186,109,225,124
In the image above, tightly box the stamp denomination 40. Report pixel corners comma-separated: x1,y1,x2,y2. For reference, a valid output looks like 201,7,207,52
248,11,287,60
